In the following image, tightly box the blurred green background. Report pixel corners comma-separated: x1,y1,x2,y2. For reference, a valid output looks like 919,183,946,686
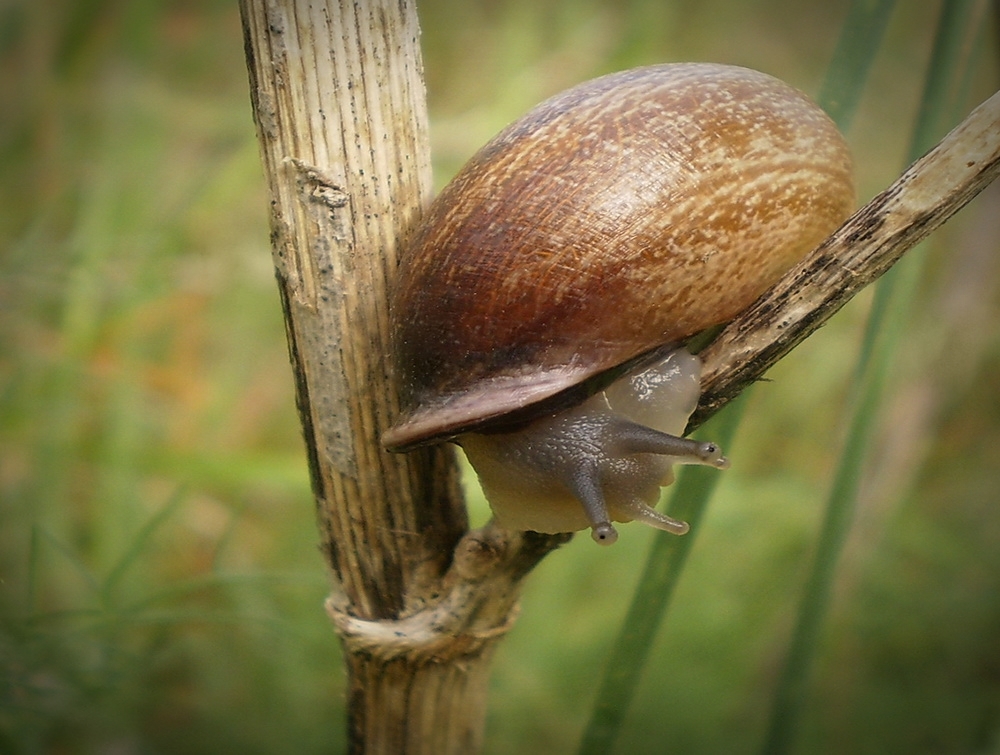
2,1,999,753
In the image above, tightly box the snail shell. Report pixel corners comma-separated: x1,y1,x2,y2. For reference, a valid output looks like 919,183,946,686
382,62,854,541
384,63,854,450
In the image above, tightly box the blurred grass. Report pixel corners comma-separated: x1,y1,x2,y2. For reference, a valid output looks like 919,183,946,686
2,1,999,754
763,3,990,753
580,3,901,751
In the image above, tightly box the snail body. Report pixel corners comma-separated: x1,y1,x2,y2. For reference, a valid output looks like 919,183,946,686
459,349,724,542
383,63,854,544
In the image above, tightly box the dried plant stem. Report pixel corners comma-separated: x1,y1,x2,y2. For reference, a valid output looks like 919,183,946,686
240,1,567,752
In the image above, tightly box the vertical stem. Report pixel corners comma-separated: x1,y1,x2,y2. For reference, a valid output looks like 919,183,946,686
239,1,497,752
240,0,466,618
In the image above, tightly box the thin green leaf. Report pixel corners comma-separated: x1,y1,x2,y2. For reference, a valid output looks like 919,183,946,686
33,526,102,598
100,485,188,606
760,2,988,753
578,400,746,755
579,1,898,751
818,0,898,127
122,570,328,614
25,523,41,613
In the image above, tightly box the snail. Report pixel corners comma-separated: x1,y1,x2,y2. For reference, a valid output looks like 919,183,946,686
382,62,854,544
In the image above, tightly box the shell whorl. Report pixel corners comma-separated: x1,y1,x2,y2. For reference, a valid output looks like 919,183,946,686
384,63,854,450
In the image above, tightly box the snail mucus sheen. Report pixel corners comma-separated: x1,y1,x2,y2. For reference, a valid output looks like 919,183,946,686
383,63,854,544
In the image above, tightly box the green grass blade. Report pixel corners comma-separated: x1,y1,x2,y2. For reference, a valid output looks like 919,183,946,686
818,0,898,126
123,570,328,614
25,523,41,613
33,527,102,598
759,2,987,753
910,0,992,156
578,399,746,755
578,2,897,752
100,485,188,607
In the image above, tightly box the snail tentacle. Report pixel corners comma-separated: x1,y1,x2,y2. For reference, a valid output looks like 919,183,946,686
609,418,730,468
564,461,618,545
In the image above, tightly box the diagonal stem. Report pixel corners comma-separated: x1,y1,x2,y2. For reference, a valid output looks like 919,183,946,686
689,87,1000,433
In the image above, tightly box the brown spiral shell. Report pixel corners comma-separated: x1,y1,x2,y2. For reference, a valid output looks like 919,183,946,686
383,63,854,451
